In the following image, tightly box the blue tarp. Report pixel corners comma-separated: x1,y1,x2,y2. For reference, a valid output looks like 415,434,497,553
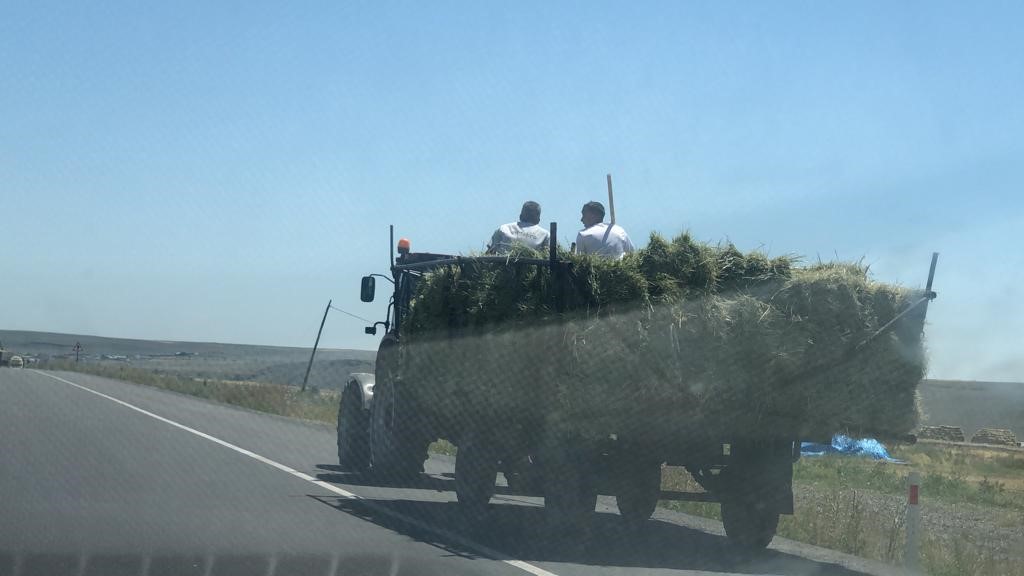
800,434,902,462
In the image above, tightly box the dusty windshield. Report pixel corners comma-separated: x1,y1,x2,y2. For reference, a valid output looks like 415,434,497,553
2,3,1021,576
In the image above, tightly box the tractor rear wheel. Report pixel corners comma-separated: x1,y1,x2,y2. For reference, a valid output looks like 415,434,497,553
455,433,498,521
369,366,427,481
615,459,662,529
542,436,597,533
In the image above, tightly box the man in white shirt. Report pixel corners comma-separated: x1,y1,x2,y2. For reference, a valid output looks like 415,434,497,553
575,201,635,260
487,201,550,255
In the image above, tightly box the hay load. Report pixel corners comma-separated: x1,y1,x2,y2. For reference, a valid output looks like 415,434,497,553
918,425,966,442
970,428,1019,447
400,233,928,441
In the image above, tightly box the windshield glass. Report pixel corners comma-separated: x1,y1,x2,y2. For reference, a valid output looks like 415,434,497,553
2,3,1021,576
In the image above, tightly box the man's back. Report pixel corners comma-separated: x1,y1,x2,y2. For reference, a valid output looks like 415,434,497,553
490,221,549,254
576,222,634,260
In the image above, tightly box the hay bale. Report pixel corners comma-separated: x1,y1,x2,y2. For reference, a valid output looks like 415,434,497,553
970,428,1019,447
401,233,927,441
918,425,966,442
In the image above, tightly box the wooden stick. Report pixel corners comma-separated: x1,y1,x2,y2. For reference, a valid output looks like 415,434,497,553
606,173,616,226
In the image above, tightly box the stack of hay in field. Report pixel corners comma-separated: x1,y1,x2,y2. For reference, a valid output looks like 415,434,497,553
918,425,967,442
400,232,928,441
970,428,1019,447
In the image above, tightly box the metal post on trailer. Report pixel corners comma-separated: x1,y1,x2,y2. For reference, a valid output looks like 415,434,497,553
925,252,939,296
852,252,939,353
549,222,557,265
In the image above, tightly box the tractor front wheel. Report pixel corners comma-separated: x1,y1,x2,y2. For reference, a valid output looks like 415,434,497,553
337,382,370,472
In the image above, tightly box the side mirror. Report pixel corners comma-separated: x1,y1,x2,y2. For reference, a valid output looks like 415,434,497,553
360,276,376,302
364,326,378,335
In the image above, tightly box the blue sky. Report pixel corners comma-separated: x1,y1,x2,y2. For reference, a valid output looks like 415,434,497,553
2,1,1022,381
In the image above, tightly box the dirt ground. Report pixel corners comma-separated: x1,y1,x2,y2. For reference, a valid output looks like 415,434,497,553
919,379,1024,441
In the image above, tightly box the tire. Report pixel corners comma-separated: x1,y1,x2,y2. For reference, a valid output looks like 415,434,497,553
455,434,498,521
615,460,662,528
721,499,780,549
546,479,598,532
337,383,370,472
542,438,597,531
370,363,427,480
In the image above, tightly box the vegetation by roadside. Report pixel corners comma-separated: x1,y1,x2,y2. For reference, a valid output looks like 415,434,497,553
661,448,1024,576
36,359,461,458
792,445,1024,511
37,360,340,423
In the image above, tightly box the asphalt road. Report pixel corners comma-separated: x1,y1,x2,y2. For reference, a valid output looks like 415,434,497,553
0,369,905,576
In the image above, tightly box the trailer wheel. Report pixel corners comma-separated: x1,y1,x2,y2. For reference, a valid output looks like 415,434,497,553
545,476,598,532
721,499,779,549
337,383,370,472
542,439,597,532
615,460,662,528
370,366,427,480
455,434,498,521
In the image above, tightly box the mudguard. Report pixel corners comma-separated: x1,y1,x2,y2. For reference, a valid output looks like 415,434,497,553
347,372,375,411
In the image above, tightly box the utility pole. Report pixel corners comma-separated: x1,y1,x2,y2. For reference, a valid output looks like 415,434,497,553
302,299,332,392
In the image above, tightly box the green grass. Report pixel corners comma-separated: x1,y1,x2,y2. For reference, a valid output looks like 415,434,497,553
793,456,906,494
895,442,1024,494
779,489,877,559
660,486,1024,576
922,533,1024,576
429,439,458,456
796,449,1024,511
660,450,1024,576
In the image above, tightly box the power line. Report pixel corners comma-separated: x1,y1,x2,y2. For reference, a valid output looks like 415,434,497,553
329,305,374,324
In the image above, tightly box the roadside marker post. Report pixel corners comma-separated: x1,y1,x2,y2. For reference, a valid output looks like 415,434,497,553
905,471,921,572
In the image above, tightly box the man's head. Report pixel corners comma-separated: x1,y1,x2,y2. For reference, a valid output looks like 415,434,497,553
581,201,605,228
519,201,542,225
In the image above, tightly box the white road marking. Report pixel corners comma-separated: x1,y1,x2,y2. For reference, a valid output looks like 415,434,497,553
33,370,560,576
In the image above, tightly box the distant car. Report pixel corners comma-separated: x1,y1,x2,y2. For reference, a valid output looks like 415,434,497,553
9,356,24,368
